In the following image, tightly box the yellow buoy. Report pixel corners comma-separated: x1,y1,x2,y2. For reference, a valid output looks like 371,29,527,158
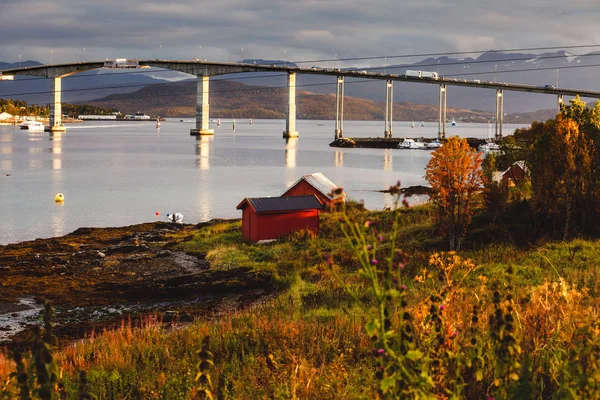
55,193,64,202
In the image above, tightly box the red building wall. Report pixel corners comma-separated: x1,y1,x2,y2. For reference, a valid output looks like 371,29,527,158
241,208,320,242
282,181,330,206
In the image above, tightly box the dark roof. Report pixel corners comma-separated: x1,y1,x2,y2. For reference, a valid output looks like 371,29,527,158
237,195,322,213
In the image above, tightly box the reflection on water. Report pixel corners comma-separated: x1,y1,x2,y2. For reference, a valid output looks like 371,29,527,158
383,193,396,210
29,159,43,169
52,134,63,170
334,150,343,167
383,148,393,171
195,135,211,170
285,138,297,168
0,160,11,170
0,119,530,244
51,202,65,238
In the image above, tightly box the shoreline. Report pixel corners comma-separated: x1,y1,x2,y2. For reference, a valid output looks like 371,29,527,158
0,219,273,345
329,137,488,149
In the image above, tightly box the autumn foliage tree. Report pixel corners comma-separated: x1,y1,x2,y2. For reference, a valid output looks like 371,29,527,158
529,114,595,238
425,136,484,250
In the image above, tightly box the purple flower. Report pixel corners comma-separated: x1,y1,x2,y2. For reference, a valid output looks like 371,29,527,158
440,304,446,311
400,284,406,291
365,245,372,251
371,259,378,265
451,331,457,338
377,348,385,356
378,234,384,242
399,263,405,270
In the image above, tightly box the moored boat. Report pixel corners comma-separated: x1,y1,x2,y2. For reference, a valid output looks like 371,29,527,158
399,138,426,149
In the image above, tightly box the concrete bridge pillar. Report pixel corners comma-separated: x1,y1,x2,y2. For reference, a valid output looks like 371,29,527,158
191,75,214,136
557,94,564,112
283,72,298,138
495,89,504,140
438,84,446,139
46,77,66,133
335,76,345,139
384,80,393,138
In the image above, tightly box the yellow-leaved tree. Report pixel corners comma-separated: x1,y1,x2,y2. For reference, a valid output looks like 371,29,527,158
425,136,484,250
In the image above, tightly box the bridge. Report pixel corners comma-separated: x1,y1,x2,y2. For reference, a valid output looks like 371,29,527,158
2,59,600,139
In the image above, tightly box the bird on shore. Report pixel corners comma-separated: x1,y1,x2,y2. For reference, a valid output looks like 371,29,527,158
166,213,184,223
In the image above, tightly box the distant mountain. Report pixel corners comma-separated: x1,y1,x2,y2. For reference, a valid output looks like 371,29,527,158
89,79,501,122
0,64,183,105
236,51,600,113
3,50,599,115
0,60,42,69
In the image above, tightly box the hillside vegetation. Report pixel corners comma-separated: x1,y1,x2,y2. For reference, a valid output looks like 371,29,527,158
90,80,497,122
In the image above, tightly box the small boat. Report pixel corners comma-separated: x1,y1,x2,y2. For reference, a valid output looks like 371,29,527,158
249,118,253,125
411,121,415,128
479,142,501,152
399,138,426,149
478,121,500,152
451,119,457,127
421,121,425,127
166,213,184,223
425,139,442,149
20,120,44,131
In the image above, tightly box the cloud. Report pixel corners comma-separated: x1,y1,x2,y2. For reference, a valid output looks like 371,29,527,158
1,0,599,66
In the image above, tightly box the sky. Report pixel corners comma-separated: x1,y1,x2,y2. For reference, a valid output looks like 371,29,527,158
0,1,598,67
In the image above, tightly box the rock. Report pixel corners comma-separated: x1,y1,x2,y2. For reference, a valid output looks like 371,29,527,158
156,250,171,258
105,244,149,255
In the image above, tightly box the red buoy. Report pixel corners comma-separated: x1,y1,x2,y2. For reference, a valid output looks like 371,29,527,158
155,211,160,216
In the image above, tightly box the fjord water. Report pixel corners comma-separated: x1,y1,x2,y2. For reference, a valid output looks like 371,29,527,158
0,119,527,244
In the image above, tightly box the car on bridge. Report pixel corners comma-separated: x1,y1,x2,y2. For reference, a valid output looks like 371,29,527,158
544,84,555,89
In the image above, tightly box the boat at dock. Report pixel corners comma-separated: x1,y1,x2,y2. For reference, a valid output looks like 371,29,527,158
399,138,426,149
424,139,442,149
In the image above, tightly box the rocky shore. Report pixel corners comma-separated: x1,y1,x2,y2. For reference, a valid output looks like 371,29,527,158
0,221,274,345
329,137,488,149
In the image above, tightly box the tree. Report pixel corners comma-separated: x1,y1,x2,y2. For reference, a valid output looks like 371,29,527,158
529,115,594,238
481,153,509,224
425,136,484,250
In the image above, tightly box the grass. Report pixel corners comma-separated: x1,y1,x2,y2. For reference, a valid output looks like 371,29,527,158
1,203,599,399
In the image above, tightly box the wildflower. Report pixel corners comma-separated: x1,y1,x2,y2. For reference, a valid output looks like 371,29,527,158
365,245,372,251
440,304,446,311
451,331,457,338
371,259,378,265
378,234,384,242
377,348,385,356
400,284,406,291
364,221,371,228
399,263,405,270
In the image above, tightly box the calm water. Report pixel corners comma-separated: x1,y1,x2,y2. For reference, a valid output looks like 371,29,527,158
0,119,527,244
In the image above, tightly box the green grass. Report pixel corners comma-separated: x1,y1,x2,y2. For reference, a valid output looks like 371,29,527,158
1,204,599,399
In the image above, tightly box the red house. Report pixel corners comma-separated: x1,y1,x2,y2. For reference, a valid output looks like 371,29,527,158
501,161,530,186
236,195,322,242
281,172,345,207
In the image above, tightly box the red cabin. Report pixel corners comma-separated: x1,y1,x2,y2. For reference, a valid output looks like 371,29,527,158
281,172,345,207
501,161,530,186
236,195,322,242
